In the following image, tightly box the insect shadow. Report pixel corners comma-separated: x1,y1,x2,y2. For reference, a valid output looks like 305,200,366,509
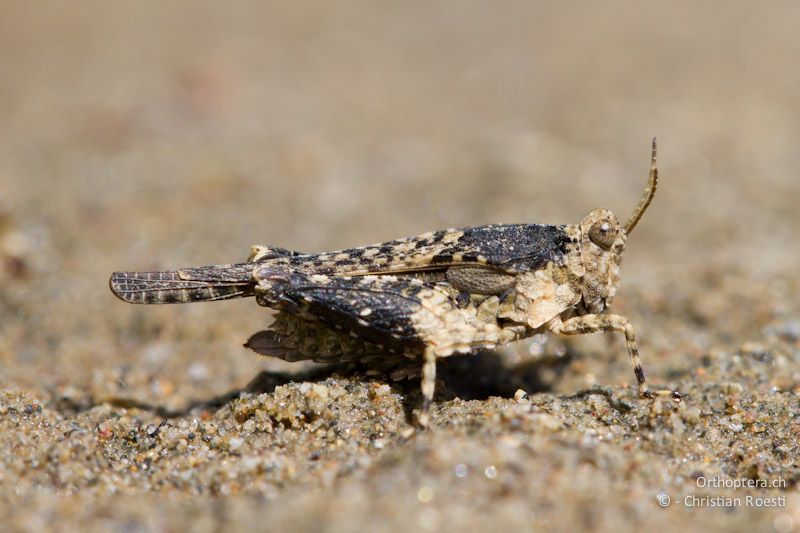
437,349,573,401
57,348,575,421
217,350,573,424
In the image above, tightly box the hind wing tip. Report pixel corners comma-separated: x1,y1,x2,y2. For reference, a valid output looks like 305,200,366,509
109,271,128,301
109,271,145,303
108,270,178,304
108,268,255,304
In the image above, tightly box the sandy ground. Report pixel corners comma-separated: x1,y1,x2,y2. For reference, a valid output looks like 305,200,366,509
1,2,799,531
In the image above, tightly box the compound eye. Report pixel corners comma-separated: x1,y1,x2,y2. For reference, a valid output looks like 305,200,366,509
589,221,617,250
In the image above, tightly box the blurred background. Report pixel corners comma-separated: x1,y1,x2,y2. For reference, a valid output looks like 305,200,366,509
2,0,800,401
2,0,799,407
2,1,800,529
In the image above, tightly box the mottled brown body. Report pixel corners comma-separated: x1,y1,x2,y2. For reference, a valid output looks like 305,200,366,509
110,140,679,427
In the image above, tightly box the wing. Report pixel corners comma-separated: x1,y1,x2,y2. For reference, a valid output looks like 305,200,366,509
281,224,576,277
252,271,482,356
255,272,429,351
110,263,257,304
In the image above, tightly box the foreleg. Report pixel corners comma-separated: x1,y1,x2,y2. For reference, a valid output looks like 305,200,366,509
548,314,680,399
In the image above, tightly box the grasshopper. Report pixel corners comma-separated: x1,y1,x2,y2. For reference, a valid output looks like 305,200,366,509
110,139,679,426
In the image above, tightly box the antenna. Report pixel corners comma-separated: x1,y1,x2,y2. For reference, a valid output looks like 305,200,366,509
624,138,658,234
